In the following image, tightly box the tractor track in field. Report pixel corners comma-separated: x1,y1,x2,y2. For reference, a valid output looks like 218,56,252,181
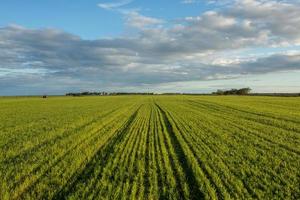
3,106,122,166
14,106,132,200
155,103,205,200
164,107,233,199
184,101,300,156
143,105,152,198
152,109,167,199
95,108,147,199
52,106,141,199
187,100,300,133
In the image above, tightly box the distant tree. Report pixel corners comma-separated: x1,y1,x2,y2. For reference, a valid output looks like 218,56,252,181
216,89,224,95
223,89,238,95
212,87,251,95
237,87,251,95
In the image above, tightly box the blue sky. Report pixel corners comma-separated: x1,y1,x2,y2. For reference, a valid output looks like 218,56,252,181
0,0,300,95
0,0,213,39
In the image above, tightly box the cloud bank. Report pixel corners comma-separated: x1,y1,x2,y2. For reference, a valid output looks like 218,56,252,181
1,0,300,95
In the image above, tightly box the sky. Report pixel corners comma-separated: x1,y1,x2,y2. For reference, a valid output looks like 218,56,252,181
0,0,300,95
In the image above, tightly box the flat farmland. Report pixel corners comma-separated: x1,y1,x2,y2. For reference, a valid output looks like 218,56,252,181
0,96,299,199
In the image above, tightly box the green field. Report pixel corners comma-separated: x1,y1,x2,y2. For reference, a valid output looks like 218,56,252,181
0,96,300,199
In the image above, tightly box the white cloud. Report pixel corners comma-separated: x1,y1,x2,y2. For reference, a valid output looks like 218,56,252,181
229,0,300,45
125,11,164,29
182,0,232,5
181,0,198,4
98,0,133,10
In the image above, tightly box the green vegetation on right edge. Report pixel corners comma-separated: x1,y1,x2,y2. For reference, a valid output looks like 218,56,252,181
0,96,299,199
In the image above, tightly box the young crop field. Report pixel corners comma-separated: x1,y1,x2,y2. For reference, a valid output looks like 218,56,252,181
0,95,299,199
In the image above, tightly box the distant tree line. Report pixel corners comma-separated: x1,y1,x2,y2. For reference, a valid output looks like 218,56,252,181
66,92,107,96
160,93,183,95
66,92,154,96
64,88,300,97
212,88,251,95
110,92,154,95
